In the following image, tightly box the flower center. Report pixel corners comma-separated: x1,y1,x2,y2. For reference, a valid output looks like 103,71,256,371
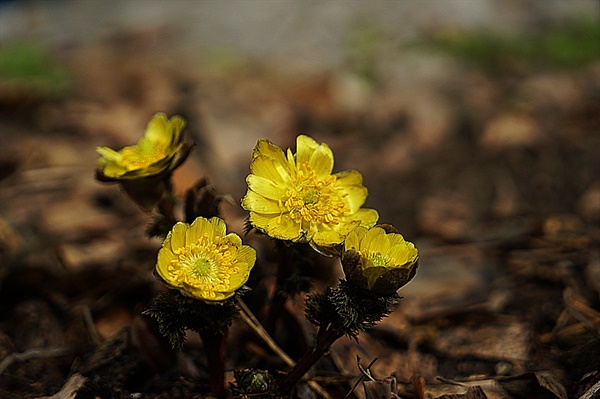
121,143,170,170
283,161,349,225
361,251,391,267
168,234,240,299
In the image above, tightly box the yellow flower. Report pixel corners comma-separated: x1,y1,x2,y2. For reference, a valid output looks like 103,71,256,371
241,135,379,248
96,113,187,180
342,225,418,295
156,217,256,301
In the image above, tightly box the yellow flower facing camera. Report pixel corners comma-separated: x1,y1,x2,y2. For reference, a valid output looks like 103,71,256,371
156,217,256,301
242,135,378,248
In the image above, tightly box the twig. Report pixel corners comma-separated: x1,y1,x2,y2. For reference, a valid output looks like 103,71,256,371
79,304,103,346
237,299,332,399
237,299,295,368
578,379,600,399
436,376,468,387
344,356,379,399
0,347,70,375
357,356,379,381
563,288,600,341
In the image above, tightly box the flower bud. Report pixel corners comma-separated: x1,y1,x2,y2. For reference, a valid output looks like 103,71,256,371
341,226,418,295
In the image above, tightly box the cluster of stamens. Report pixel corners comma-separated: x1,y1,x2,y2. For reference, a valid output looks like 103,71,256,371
281,162,349,225
362,251,392,267
168,233,240,298
122,143,170,170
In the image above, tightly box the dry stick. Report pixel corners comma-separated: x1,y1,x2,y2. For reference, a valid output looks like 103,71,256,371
237,299,332,399
0,347,70,375
579,379,600,399
79,304,103,346
563,288,600,340
343,356,379,399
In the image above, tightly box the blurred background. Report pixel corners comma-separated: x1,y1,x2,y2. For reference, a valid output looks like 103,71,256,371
1,0,598,236
0,1,599,398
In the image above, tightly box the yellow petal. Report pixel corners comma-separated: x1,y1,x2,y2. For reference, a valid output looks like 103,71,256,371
369,230,391,254
169,222,188,251
296,135,319,166
227,264,251,290
226,234,243,249
144,113,170,143
360,226,384,252
246,175,287,200
181,285,234,301
156,247,178,285
308,143,334,177
286,148,296,170
168,115,186,145
387,233,407,248
331,219,362,236
249,212,302,241
348,208,379,229
344,227,366,251
101,163,128,178
250,155,291,184
236,245,257,268
208,217,227,238
96,146,123,163
187,217,211,245
342,185,368,213
389,241,418,265
118,153,175,178
253,139,287,163
312,229,345,246
241,191,282,214
335,170,363,186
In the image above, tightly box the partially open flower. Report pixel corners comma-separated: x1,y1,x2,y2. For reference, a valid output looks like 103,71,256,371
241,135,378,249
342,226,418,295
156,217,256,301
96,113,189,181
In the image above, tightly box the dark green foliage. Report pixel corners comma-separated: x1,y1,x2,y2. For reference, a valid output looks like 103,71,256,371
143,291,244,349
305,280,400,338
0,40,72,96
142,292,187,349
419,17,600,69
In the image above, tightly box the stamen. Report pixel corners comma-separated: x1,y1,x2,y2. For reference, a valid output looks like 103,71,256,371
282,161,349,226
169,235,237,294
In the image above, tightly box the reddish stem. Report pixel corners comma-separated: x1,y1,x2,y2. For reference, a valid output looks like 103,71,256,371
277,326,343,396
199,330,228,398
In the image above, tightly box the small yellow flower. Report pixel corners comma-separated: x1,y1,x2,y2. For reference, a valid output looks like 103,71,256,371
96,113,187,180
156,217,256,301
342,226,418,295
241,135,378,248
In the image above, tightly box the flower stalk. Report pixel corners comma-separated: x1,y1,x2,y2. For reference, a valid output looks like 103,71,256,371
277,325,343,396
199,329,228,398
